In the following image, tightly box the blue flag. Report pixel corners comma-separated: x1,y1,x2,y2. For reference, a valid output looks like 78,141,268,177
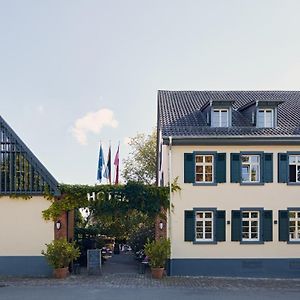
97,144,105,182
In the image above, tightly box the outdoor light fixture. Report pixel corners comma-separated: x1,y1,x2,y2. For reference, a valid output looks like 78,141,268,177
159,221,164,230
55,220,62,230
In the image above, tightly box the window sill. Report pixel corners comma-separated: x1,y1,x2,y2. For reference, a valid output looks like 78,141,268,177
240,240,264,245
240,182,264,186
193,182,218,186
287,240,300,244
287,182,300,186
193,241,217,245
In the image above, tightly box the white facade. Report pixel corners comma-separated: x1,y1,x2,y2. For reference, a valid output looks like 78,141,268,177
159,141,300,277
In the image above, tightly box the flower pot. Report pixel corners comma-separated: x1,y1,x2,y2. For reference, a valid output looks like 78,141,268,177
53,267,69,279
151,267,164,279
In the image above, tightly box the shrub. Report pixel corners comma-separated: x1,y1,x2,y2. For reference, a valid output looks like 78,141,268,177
42,238,80,269
144,238,170,268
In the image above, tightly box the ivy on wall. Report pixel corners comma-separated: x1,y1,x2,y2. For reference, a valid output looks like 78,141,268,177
42,182,169,221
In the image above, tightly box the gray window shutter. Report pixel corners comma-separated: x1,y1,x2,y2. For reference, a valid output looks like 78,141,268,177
263,210,273,241
263,153,273,183
184,210,195,242
279,210,289,241
278,153,288,183
216,210,226,242
216,153,226,183
231,210,241,241
184,153,194,183
230,153,240,183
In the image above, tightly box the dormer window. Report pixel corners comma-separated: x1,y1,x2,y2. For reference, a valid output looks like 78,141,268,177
257,109,274,128
211,109,229,127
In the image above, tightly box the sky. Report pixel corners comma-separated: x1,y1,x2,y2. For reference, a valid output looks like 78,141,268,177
0,0,300,185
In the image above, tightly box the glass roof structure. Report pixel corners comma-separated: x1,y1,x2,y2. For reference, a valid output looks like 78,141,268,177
0,116,60,196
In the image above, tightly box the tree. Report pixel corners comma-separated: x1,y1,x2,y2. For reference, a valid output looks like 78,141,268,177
122,130,156,184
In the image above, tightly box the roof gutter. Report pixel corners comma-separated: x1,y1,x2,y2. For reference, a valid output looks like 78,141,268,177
163,135,300,146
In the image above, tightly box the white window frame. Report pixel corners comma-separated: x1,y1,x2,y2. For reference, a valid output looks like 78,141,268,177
195,155,214,183
288,155,300,183
211,108,229,127
242,211,260,242
289,211,300,242
195,211,214,242
257,108,274,128
241,154,260,183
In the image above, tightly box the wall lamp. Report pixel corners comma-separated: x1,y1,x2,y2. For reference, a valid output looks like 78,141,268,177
159,221,164,230
55,220,62,230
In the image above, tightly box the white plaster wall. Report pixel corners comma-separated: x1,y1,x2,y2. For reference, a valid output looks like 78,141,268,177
0,196,54,256
164,144,300,259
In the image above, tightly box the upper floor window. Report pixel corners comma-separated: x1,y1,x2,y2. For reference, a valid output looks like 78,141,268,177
211,109,229,127
289,155,300,183
257,109,274,128
195,155,214,183
241,155,260,183
195,211,214,242
289,211,300,241
242,211,260,242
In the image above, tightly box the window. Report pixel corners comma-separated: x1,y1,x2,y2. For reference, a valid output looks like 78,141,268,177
195,211,214,241
289,211,300,241
242,211,260,242
241,155,260,183
195,155,214,183
257,109,274,128
212,109,229,127
289,155,300,183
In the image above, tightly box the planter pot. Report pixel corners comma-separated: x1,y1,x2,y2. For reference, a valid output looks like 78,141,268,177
151,267,164,279
53,267,69,279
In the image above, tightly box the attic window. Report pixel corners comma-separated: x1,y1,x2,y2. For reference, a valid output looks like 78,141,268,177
211,109,229,127
257,109,274,128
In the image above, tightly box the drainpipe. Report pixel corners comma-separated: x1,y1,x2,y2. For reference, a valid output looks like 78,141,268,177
168,136,172,275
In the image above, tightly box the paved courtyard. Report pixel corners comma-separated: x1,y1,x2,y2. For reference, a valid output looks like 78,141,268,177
1,253,300,299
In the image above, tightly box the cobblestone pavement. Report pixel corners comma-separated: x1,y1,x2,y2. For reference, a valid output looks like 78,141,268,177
1,273,300,291
1,253,300,292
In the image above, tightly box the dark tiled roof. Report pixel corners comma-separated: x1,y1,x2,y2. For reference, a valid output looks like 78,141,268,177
158,91,300,138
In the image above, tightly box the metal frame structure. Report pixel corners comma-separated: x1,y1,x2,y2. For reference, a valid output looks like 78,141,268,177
0,116,60,196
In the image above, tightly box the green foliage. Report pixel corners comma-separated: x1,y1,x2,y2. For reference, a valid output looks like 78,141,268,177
122,130,157,184
171,176,181,193
128,225,155,252
144,238,171,268
43,182,169,221
41,238,80,269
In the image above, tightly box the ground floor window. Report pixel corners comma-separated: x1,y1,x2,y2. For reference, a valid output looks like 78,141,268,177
242,211,260,242
195,211,214,242
289,211,300,241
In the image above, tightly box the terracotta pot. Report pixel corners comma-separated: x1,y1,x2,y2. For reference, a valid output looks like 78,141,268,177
151,267,164,279
53,267,69,279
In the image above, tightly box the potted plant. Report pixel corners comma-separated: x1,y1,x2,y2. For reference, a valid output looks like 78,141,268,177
144,238,170,279
42,238,80,279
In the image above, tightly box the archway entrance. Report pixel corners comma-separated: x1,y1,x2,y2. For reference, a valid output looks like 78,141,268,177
44,182,169,275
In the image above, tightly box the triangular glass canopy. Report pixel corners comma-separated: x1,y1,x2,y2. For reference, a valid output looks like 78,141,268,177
0,116,60,196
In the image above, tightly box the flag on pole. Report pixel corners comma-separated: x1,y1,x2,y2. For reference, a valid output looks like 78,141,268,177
114,143,120,185
97,143,105,182
104,144,111,184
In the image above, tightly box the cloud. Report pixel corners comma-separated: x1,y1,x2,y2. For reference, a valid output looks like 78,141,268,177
72,108,118,145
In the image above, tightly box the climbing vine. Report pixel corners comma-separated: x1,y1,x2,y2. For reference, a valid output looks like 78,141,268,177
42,182,170,221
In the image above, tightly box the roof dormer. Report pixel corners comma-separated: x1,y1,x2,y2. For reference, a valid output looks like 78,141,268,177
202,99,235,127
239,99,284,128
